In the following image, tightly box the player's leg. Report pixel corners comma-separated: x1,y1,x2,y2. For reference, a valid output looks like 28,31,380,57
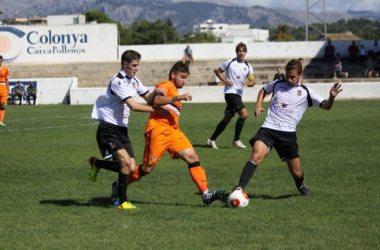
235,140,267,190
233,105,248,148
112,148,137,209
173,131,225,205
0,99,6,126
235,128,274,191
276,131,313,196
129,127,168,183
207,103,233,149
285,158,312,196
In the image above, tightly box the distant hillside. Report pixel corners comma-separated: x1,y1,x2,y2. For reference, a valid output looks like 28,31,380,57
1,0,379,32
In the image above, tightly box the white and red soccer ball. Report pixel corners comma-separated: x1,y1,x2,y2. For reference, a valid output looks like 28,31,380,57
227,189,249,208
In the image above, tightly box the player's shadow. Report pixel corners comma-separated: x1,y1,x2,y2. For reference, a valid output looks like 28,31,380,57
40,197,112,208
40,197,203,208
220,192,295,204
247,193,296,200
192,144,230,149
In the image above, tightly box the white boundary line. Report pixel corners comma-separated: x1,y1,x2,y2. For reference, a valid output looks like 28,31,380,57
0,122,98,133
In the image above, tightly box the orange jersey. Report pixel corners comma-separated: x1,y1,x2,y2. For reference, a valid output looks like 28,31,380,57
145,80,182,132
0,65,9,82
0,65,9,91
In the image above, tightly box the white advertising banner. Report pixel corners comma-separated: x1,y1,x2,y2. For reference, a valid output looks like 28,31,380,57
0,24,118,63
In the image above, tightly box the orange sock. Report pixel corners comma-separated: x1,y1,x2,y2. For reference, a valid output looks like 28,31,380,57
189,165,208,194
0,110,4,122
128,165,143,184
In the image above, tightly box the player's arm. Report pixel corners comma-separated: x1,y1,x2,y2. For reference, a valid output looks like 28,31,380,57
245,74,255,87
320,82,342,110
214,68,232,86
154,93,192,106
125,97,154,113
254,88,266,117
142,88,166,106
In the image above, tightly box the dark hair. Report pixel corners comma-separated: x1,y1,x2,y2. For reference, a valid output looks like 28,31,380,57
121,50,141,66
0,55,3,60
285,59,303,75
235,42,247,53
169,61,190,79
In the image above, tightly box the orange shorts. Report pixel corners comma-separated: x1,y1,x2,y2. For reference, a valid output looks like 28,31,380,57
0,89,8,103
143,125,193,166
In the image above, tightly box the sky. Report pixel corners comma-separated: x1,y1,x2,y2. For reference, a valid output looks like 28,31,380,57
228,0,380,12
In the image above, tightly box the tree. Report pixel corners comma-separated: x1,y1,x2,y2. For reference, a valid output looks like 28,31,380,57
270,24,296,41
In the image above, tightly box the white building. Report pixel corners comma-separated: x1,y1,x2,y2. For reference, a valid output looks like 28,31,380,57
193,19,269,42
47,14,86,26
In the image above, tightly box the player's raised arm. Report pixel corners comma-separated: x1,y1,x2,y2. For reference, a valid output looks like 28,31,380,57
320,82,343,110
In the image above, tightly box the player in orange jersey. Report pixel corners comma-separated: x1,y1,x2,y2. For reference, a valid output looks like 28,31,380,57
127,62,225,205
0,55,10,126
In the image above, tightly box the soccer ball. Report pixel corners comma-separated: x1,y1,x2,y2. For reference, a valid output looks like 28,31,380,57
227,189,249,208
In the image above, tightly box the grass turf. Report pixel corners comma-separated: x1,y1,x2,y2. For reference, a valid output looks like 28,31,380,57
0,100,379,249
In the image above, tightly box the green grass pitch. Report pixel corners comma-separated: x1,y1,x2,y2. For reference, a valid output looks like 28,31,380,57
0,100,379,249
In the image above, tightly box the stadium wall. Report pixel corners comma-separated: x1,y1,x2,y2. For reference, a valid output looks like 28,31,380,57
0,24,117,63
69,82,380,105
118,40,377,61
9,78,380,105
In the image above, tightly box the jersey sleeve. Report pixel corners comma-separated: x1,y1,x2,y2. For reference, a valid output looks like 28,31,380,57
135,77,149,96
247,64,254,80
263,80,276,94
110,78,133,101
155,81,170,96
219,59,231,72
308,87,325,106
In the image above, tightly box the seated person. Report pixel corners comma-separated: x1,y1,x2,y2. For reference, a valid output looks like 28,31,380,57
12,81,24,105
26,82,37,105
182,44,194,66
333,53,348,80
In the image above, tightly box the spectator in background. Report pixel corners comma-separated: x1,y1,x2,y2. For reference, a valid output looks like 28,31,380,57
364,54,375,78
26,82,37,105
324,40,335,62
182,44,194,66
359,44,367,62
333,53,348,80
273,66,285,81
12,81,24,105
348,41,359,63
372,39,379,55
298,58,304,84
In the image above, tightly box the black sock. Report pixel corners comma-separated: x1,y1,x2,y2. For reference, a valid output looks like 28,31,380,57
293,172,304,188
138,165,147,176
234,117,246,141
238,161,257,189
95,159,120,173
118,173,129,204
210,120,228,140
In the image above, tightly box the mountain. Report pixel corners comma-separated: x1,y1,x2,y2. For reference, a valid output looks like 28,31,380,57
1,0,379,33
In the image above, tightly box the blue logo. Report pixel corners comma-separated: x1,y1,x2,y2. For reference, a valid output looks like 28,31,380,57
0,27,26,62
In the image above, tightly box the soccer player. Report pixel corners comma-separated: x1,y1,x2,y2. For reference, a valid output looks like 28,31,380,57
0,55,10,126
125,61,225,205
233,59,342,196
206,42,255,149
88,50,164,210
